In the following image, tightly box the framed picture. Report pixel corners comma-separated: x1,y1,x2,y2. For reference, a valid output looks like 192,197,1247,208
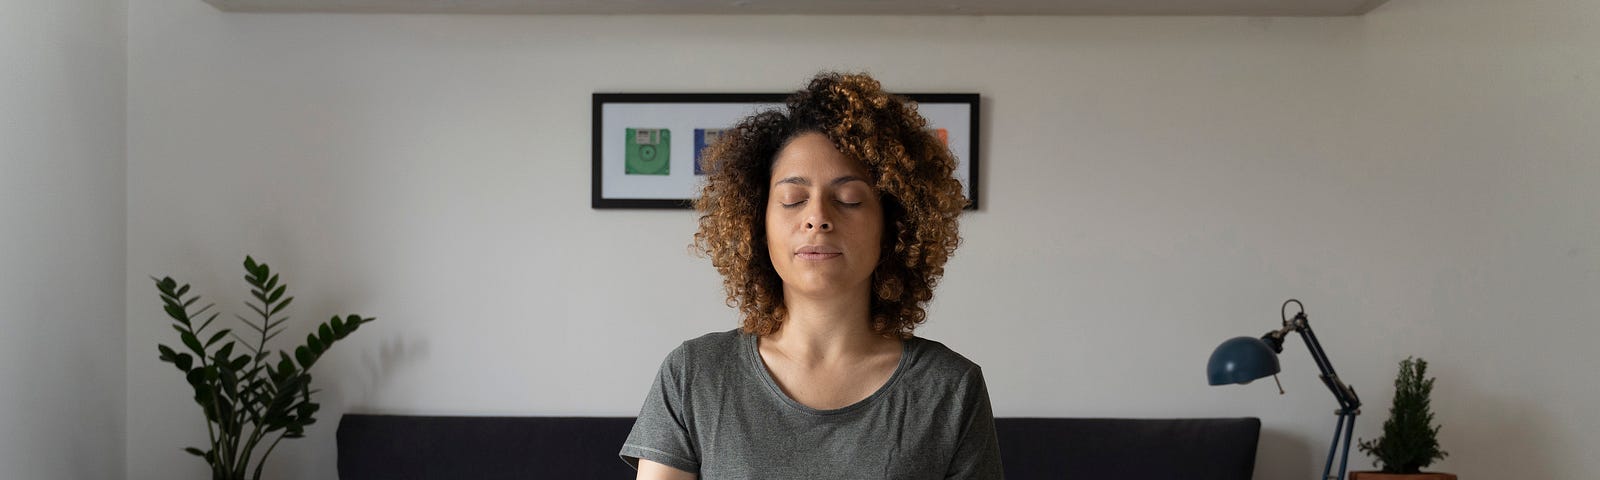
591,93,980,209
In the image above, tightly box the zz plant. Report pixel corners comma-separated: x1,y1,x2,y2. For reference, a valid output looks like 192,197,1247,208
154,256,374,480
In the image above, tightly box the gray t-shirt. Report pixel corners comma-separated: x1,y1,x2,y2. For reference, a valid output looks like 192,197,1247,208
620,329,1003,479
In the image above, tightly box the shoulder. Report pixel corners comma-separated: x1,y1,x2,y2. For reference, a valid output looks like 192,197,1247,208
898,336,993,417
659,329,746,371
906,336,983,379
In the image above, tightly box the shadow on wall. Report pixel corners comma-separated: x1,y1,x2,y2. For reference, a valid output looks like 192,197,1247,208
1256,427,1312,479
354,334,431,406
1428,364,1554,478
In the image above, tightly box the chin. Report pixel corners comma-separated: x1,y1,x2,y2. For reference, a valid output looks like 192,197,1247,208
786,277,871,297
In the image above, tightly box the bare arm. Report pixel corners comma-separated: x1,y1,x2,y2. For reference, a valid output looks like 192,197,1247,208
636,459,696,480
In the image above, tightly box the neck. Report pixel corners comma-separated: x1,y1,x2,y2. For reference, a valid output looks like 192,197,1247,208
769,284,884,363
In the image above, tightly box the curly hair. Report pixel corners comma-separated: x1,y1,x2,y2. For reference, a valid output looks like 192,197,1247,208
692,72,967,339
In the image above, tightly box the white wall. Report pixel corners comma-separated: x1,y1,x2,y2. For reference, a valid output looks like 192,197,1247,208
0,0,127,479
126,0,1599,478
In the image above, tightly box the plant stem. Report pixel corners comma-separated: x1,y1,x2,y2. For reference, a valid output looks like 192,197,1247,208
233,293,278,476
237,419,268,477
250,434,288,480
189,330,230,477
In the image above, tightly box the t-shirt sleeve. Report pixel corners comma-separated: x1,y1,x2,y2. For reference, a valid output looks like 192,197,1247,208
945,366,1005,479
619,343,701,474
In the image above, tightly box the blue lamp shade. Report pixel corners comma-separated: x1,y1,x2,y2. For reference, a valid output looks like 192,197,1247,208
1207,336,1282,386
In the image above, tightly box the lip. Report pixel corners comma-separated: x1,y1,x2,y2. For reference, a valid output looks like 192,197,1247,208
795,245,842,261
796,252,842,261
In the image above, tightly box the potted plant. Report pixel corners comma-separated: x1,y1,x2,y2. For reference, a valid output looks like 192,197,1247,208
1350,357,1454,480
153,256,374,480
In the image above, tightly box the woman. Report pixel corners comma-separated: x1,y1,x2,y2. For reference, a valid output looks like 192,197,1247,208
620,72,1002,479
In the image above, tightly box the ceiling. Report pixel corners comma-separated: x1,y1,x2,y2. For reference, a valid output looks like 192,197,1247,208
202,0,1392,16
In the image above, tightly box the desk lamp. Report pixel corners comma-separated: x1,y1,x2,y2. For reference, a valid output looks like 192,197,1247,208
1207,299,1362,480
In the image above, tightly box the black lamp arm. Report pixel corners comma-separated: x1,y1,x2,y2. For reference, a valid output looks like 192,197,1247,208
1258,307,1363,414
1296,315,1362,413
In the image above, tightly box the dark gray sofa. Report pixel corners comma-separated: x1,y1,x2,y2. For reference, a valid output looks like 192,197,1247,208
337,414,1259,479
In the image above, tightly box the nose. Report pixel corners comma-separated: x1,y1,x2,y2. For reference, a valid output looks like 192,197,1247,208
804,203,833,232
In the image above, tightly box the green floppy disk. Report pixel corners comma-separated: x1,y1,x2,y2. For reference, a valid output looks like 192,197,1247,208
625,128,670,175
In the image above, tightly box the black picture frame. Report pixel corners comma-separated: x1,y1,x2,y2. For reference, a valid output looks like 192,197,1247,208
591,93,980,210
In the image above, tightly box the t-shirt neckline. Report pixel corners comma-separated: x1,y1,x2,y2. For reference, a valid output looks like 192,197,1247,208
743,330,917,416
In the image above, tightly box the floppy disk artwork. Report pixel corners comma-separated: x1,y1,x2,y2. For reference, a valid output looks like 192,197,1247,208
625,128,670,175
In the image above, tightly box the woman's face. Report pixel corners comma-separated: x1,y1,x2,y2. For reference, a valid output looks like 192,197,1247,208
765,132,884,300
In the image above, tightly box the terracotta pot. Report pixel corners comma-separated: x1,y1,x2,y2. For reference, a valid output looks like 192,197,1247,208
1349,472,1456,480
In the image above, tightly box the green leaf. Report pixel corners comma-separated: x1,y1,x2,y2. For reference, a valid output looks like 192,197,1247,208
238,314,265,334
245,256,259,274
180,331,204,356
157,277,177,292
185,368,207,390
265,315,290,331
232,334,257,354
264,273,279,293
205,329,230,347
268,284,286,303
271,376,305,408
176,284,190,297
306,333,323,355
246,302,268,320
342,314,364,332
191,382,212,402
318,323,333,346
330,316,345,335
163,304,188,323
183,447,207,458
175,353,193,372
277,352,296,376
218,364,238,398
294,346,312,370
196,311,218,332
158,344,178,362
214,342,235,364
270,296,293,316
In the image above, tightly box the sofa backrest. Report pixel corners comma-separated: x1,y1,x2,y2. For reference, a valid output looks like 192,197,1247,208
994,417,1260,480
337,414,1259,479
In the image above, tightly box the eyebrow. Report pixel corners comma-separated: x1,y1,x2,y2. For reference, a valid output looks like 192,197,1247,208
773,175,868,188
